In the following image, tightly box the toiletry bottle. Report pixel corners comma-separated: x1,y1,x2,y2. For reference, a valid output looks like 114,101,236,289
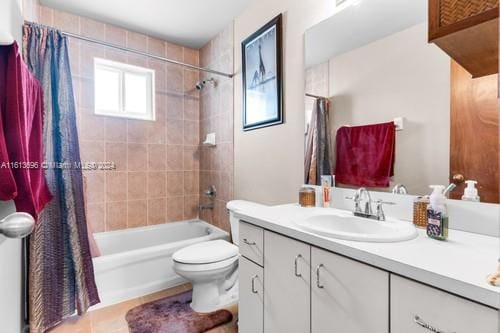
461,180,480,202
426,185,449,241
321,175,332,208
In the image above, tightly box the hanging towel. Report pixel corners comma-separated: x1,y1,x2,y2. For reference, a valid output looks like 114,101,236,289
0,42,52,219
335,121,395,187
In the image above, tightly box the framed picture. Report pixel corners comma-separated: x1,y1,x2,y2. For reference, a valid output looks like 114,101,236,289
241,14,283,131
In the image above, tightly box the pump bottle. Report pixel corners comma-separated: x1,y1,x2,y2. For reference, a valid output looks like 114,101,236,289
426,185,449,240
461,180,480,202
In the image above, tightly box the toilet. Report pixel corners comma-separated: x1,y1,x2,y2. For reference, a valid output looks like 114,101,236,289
172,200,261,313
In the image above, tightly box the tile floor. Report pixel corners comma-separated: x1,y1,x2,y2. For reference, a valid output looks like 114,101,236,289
49,284,238,333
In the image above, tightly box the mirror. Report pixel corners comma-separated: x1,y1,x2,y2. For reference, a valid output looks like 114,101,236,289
304,0,499,203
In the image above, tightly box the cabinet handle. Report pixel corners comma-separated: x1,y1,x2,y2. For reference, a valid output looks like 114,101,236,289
316,264,324,289
294,254,302,277
413,315,452,333
251,275,259,294
243,238,256,246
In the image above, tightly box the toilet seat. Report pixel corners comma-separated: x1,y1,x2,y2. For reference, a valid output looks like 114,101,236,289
173,255,238,273
173,240,238,265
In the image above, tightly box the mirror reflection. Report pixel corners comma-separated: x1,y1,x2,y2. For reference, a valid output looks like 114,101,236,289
304,0,499,203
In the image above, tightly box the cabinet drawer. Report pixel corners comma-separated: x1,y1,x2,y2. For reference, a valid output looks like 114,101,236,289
391,275,498,333
239,222,264,266
239,256,263,333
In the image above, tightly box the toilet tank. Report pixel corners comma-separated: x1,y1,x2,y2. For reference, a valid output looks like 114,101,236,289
226,200,265,246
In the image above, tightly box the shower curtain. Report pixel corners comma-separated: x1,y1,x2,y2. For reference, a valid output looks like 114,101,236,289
305,98,333,185
23,23,100,332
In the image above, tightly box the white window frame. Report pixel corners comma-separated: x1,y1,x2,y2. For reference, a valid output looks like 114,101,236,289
94,58,156,121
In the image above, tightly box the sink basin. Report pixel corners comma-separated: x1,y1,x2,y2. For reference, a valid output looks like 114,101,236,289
293,209,417,242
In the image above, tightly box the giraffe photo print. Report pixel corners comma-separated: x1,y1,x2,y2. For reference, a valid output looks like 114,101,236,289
241,14,283,130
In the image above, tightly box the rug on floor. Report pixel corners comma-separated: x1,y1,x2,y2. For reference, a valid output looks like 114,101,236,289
125,290,233,333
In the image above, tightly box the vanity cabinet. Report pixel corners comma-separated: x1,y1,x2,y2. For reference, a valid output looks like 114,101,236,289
311,247,389,333
263,231,311,333
428,0,499,77
239,256,264,333
239,221,264,266
391,275,498,333
239,224,498,333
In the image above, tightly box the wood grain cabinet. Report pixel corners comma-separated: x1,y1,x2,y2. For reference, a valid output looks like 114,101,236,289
391,275,498,333
429,0,499,77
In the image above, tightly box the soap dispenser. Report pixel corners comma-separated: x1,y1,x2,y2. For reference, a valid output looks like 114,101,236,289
426,185,449,241
461,180,480,202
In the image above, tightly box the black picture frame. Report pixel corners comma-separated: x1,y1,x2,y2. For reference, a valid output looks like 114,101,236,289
241,14,283,131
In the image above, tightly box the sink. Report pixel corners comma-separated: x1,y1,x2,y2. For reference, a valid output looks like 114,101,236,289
293,209,418,242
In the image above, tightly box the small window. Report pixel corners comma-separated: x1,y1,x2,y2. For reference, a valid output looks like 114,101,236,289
94,58,155,121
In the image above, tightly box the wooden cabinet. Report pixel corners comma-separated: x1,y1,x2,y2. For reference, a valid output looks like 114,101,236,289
239,256,264,333
391,275,498,333
263,231,311,333
429,0,499,77
311,247,389,333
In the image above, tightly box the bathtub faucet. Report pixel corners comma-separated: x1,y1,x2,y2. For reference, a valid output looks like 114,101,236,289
199,185,216,214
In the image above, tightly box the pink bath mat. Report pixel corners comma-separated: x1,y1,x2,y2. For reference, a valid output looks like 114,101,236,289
125,290,233,333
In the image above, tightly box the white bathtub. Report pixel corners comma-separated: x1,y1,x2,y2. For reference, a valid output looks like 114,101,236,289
91,220,228,308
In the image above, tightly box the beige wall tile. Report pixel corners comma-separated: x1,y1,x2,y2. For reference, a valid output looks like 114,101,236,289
127,120,149,143
86,203,105,233
148,172,167,198
166,64,183,93
127,31,148,52
166,119,184,144
127,172,147,200
167,197,184,222
167,95,183,120
183,146,199,171
166,145,183,171
147,198,167,225
105,25,127,46
183,48,199,67
184,195,199,220
80,17,105,40
167,172,184,197
106,202,127,231
127,144,148,172
105,118,127,142
106,172,127,201
148,37,165,57
105,143,127,171
84,172,105,204
147,144,167,171
183,120,199,146
127,200,147,228
184,171,199,195
53,9,80,34
166,43,183,61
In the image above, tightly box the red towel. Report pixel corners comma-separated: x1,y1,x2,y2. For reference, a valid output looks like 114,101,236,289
0,42,52,220
335,122,395,188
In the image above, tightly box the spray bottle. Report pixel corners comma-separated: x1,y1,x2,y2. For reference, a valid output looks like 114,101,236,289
426,185,449,240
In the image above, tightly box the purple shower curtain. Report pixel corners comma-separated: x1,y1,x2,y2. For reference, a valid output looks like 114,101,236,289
23,23,100,332
305,98,333,185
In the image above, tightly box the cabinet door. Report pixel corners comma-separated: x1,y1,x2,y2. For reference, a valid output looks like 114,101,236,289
311,247,389,333
239,256,264,333
391,274,499,333
264,231,311,333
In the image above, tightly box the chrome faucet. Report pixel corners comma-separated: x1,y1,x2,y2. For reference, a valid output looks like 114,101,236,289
199,185,216,214
392,184,408,195
346,188,395,221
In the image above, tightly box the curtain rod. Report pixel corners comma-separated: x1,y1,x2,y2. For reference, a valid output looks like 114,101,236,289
24,21,234,79
305,93,329,99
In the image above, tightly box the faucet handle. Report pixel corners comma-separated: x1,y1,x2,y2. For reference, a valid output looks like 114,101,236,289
374,200,395,221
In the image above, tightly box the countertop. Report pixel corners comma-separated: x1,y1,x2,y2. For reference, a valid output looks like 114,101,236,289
234,203,500,309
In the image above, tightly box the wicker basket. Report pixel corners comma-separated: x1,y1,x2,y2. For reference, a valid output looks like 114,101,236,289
439,0,498,27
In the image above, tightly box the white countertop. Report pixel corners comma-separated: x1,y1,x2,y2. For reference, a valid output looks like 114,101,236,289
234,203,500,309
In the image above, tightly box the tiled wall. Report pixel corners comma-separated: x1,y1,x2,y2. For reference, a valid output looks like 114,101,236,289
36,6,201,232
199,25,234,232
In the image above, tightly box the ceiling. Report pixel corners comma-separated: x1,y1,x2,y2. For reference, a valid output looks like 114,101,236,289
305,0,427,68
40,0,250,49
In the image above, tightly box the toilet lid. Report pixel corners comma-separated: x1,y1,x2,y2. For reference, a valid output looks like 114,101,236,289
173,240,238,264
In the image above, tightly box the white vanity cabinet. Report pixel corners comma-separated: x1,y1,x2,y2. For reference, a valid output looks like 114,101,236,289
391,275,499,333
263,231,311,333
239,256,264,333
311,247,389,333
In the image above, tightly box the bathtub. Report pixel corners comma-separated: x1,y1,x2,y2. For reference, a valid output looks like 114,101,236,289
91,220,228,309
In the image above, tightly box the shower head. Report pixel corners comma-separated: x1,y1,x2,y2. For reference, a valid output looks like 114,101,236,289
195,78,215,90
